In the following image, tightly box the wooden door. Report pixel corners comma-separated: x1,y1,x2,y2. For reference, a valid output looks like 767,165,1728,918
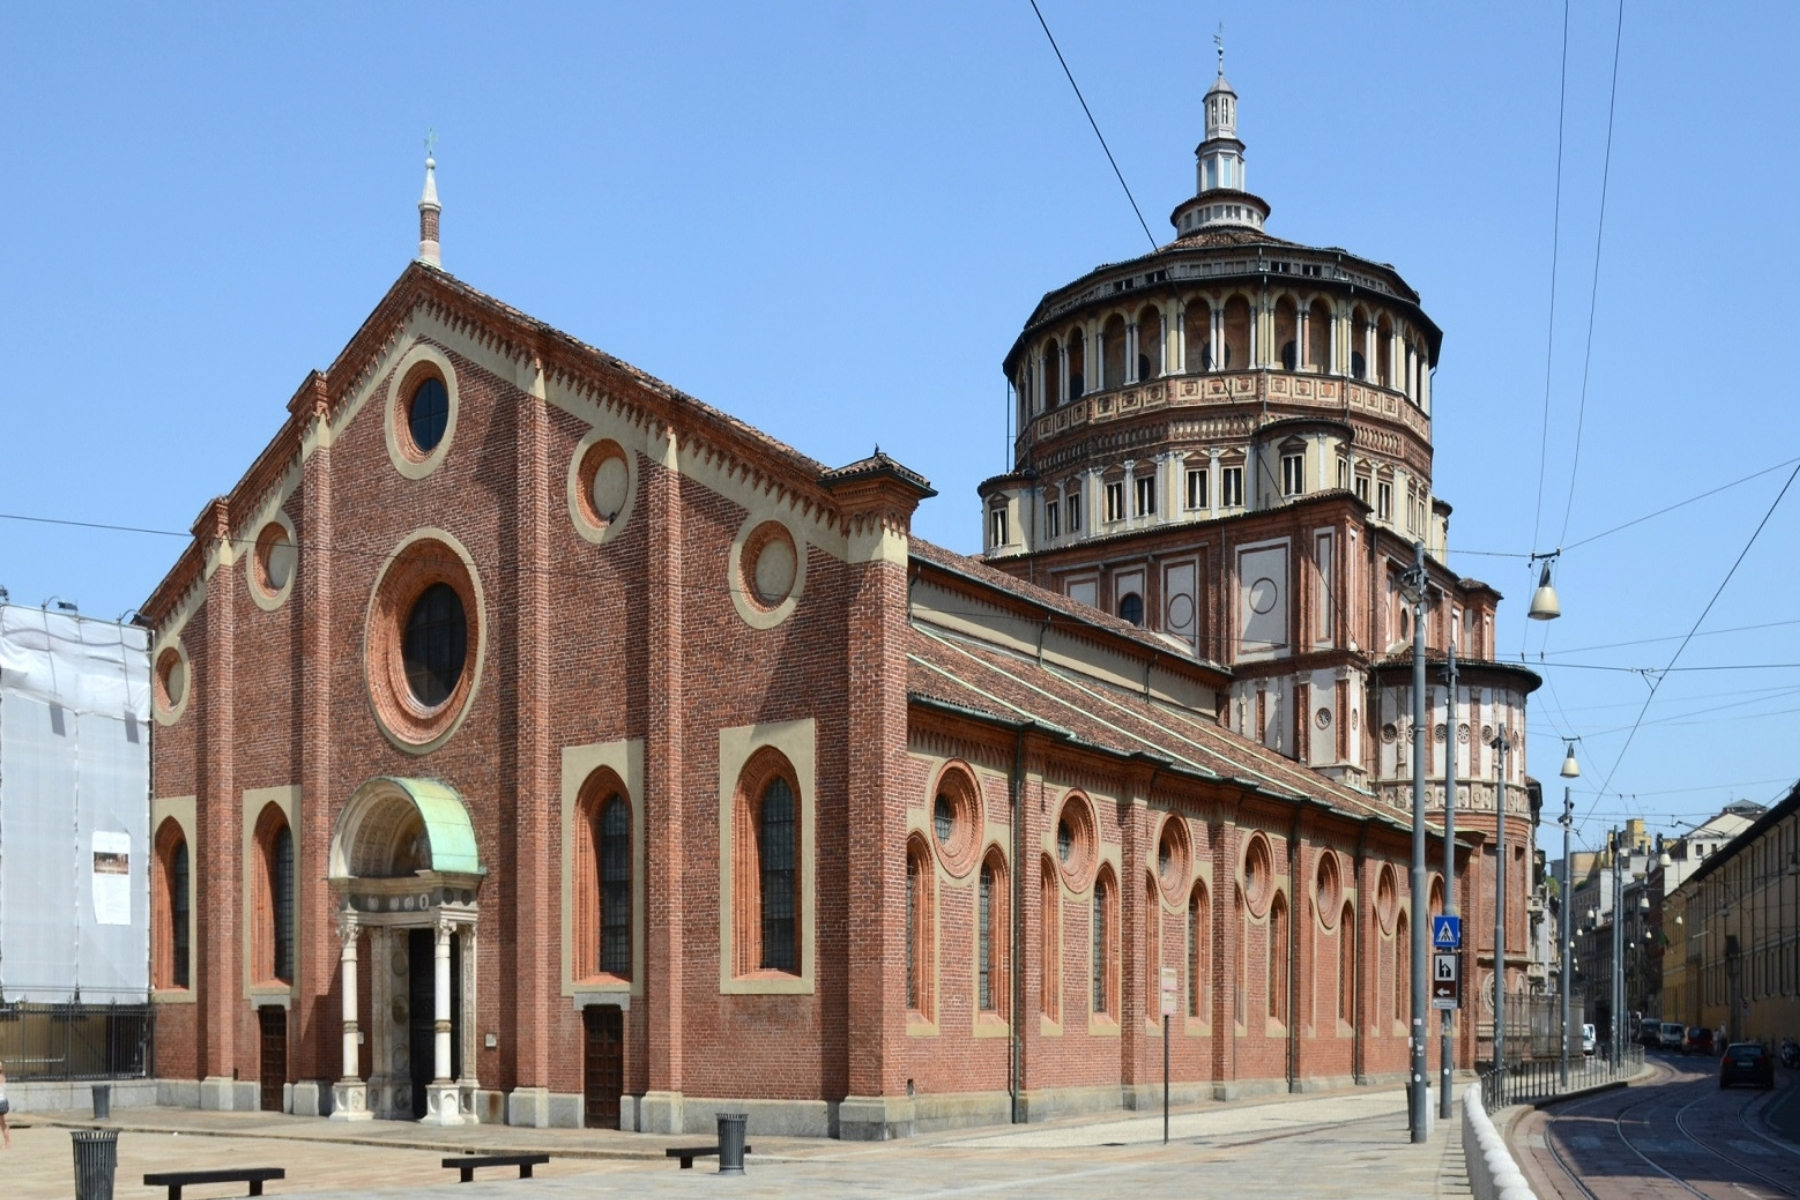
583,1005,623,1129
258,1007,286,1112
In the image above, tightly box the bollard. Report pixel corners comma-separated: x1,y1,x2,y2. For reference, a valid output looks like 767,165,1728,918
92,1083,112,1120
716,1112,748,1175
71,1128,120,1200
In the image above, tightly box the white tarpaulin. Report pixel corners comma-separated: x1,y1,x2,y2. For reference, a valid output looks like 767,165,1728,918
0,604,150,1002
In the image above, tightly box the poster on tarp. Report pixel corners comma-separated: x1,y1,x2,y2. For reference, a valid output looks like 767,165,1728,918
92,830,132,925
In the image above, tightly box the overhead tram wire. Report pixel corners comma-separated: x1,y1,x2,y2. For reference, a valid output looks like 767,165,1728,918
1027,0,1159,256
1556,0,1628,551
1528,0,1574,558
1577,457,1800,832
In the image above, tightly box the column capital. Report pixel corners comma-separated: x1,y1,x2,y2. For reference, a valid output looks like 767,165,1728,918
337,912,360,946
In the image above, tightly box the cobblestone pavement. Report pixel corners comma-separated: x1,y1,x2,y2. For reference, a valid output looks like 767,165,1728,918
1512,1053,1800,1200
0,1086,1473,1199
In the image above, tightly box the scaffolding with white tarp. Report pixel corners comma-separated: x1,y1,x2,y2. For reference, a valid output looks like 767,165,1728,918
0,603,152,1079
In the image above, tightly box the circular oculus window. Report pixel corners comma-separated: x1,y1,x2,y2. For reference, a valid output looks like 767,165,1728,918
746,523,797,608
1155,815,1191,901
1242,833,1274,917
1316,852,1342,926
930,764,982,877
573,437,634,533
154,645,188,717
1375,865,1399,934
1053,792,1097,891
252,521,297,600
384,346,460,480
366,532,483,752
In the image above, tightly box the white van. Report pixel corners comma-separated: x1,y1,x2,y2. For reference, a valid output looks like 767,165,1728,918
1581,1023,1597,1055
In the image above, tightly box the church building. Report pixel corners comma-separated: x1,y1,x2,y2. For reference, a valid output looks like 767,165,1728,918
141,62,1524,1137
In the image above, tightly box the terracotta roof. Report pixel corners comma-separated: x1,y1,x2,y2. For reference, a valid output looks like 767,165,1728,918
820,449,935,497
908,537,1222,670
907,623,1431,836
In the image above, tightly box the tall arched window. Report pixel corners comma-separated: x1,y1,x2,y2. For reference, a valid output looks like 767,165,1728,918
572,775,632,982
1092,867,1117,1018
1041,855,1061,1022
1102,314,1127,389
252,805,295,986
979,848,1009,1018
1274,297,1298,371
1144,873,1160,1022
1042,338,1061,409
1188,882,1209,1019
1138,306,1163,381
1376,315,1393,388
1268,892,1289,1023
1185,301,1212,372
760,778,798,972
906,835,935,1020
153,818,190,991
1339,903,1355,1024
731,752,805,978
1307,299,1330,371
1394,911,1409,1024
1223,296,1251,369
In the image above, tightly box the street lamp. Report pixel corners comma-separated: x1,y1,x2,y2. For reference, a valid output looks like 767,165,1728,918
1528,557,1562,621
1558,742,1579,1088
1399,542,1430,1144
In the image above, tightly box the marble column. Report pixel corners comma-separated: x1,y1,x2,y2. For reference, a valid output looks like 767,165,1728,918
424,918,464,1125
330,916,370,1120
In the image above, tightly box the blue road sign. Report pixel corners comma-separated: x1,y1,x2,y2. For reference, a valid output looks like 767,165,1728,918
1432,915,1462,949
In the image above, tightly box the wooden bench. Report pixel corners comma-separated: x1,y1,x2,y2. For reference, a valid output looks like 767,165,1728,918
441,1152,551,1182
665,1144,753,1169
144,1168,286,1199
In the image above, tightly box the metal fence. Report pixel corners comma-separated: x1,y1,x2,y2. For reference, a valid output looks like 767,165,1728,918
1479,1043,1644,1113
0,1003,154,1081
1480,992,1586,1065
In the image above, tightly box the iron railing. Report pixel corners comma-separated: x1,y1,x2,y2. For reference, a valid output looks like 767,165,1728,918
0,1003,154,1081
1479,1043,1643,1113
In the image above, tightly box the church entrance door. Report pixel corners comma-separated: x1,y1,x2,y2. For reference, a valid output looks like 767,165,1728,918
407,928,462,1119
582,1005,623,1128
258,1007,287,1112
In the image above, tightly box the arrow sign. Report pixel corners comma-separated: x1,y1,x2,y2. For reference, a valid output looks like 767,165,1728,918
1432,952,1461,1010
1432,915,1462,949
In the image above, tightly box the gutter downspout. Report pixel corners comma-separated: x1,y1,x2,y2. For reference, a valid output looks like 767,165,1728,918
1010,725,1027,1123
1289,807,1303,1092
1354,820,1370,1084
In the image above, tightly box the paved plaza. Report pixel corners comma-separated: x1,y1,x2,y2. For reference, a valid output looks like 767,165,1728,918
2,1087,1473,1199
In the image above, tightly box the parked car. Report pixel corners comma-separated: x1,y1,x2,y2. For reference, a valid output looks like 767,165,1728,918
1686,1027,1716,1056
1659,1021,1687,1051
1582,1023,1597,1056
1720,1042,1775,1089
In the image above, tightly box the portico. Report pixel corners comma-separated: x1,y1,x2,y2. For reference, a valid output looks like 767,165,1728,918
327,777,485,1125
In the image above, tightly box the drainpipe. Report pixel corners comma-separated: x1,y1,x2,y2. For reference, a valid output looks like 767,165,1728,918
1353,821,1370,1084
1289,808,1303,1092
1010,725,1027,1123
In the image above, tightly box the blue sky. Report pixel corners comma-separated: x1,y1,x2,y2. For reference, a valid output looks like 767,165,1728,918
3,2,1796,856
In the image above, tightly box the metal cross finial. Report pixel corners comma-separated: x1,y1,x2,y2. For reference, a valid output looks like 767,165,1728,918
424,128,438,160
1213,23,1225,73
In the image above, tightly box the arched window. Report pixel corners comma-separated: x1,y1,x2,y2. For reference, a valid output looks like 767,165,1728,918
1339,902,1355,1023
1067,330,1086,399
1092,867,1117,1018
1268,892,1289,1022
1102,314,1127,389
1187,881,1209,1020
153,818,190,990
573,775,633,981
1043,338,1061,409
1138,307,1163,381
1185,301,1211,373
1274,297,1298,371
1144,873,1160,1022
1376,315,1393,388
731,752,804,977
1041,855,1061,1022
979,848,1009,1018
1307,300,1330,371
1350,307,1369,380
1223,296,1251,369
253,806,295,986
1118,592,1144,627
1394,911,1409,1024
906,835,935,1019
760,778,798,972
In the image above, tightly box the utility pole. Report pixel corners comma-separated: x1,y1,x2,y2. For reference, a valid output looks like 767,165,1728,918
1405,542,1429,1143
1559,789,1573,1088
1439,645,1458,1122
1611,829,1624,1064
1491,728,1510,1088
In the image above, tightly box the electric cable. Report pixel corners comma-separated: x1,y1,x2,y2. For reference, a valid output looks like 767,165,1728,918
1528,0,1573,557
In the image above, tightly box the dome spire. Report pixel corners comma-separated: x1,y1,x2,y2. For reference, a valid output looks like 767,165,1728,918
1167,31,1270,237
418,130,442,268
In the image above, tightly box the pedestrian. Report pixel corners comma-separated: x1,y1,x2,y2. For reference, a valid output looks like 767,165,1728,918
0,1058,12,1149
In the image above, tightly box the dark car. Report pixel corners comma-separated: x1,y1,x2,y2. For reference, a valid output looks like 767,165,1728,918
1720,1042,1774,1089
1686,1027,1716,1056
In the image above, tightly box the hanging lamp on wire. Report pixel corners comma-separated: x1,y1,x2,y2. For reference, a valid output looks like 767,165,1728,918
1528,554,1562,621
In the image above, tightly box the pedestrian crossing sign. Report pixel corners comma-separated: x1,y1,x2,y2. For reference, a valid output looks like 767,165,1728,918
1431,915,1461,949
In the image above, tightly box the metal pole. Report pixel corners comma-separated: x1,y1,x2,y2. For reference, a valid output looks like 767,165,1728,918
1611,830,1623,1065
1163,1012,1170,1145
1492,729,1508,1087
1407,542,1429,1143
1439,645,1458,1122
1560,789,1572,1089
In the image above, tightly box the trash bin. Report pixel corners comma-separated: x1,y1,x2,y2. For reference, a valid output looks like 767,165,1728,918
72,1128,120,1200
716,1112,748,1175
92,1083,112,1120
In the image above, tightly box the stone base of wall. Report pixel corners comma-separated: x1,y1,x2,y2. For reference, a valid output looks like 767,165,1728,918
1291,1072,1357,1094
199,1076,259,1111
8,1079,161,1114
1122,1080,1219,1111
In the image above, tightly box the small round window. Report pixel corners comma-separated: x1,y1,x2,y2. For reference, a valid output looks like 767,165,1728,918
408,376,450,454
155,647,187,712
253,522,296,599
1118,593,1144,626
929,763,981,877
402,582,466,707
1052,792,1097,890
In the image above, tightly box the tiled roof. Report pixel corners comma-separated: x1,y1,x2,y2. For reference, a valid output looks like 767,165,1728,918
907,622,1431,836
